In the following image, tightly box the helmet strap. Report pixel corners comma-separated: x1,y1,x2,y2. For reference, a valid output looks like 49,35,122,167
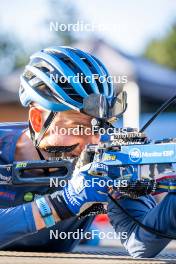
29,111,57,160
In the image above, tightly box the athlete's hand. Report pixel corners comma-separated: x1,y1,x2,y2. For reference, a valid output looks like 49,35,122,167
62,162,110,215
49,162,111,218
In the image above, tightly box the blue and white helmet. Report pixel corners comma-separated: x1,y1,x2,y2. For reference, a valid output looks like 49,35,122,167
19,46,114,112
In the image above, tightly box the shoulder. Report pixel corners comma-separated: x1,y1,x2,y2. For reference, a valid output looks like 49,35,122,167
0,122,28,164
0,122,28,140
0,122,28,132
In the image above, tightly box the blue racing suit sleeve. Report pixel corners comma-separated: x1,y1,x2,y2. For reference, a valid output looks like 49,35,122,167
0,203,37,248
107,193,176,258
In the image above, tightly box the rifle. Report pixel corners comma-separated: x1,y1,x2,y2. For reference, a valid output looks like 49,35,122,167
74,95,176,198
76,129,176,198
76,94,176,239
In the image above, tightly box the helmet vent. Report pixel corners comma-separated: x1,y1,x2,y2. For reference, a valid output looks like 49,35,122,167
82,58,105,94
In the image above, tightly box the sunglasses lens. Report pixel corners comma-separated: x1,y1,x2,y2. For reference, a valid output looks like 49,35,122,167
82,92,127,119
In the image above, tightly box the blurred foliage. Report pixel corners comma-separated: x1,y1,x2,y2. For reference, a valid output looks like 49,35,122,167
0,32,28,75
0,0,78,75
144,23,176,70
44,0,78,46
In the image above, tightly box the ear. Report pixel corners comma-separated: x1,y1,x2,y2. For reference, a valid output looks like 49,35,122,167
29,107,43,133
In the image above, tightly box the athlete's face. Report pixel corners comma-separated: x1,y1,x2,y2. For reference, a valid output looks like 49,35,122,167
39,110,99,157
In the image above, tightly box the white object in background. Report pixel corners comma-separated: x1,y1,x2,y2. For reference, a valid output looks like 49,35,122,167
123,81,140,130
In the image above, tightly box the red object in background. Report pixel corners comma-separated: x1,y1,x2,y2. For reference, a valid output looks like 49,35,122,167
95,214,109,224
